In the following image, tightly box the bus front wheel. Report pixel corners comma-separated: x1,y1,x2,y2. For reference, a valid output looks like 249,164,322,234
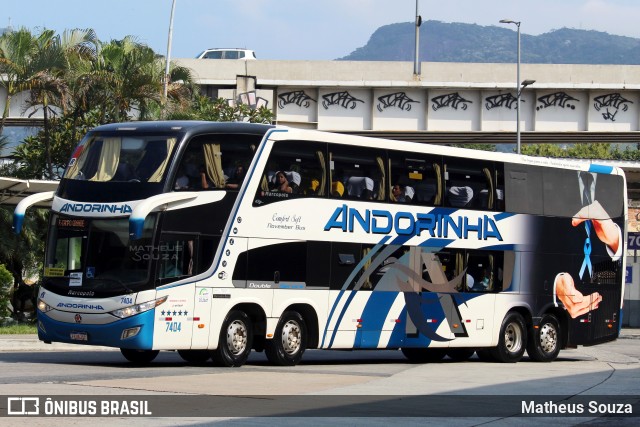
120,348,159,364
491,312,527,363
526,314,561,362
211,310,253,367
265,311,307,366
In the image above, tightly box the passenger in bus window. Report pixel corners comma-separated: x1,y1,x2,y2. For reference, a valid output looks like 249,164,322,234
273,171,293,193
392,183,414,203
174,166,190,190
225,164,246,190
198,165,212,189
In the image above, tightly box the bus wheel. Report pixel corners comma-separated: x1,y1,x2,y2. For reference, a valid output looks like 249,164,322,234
401,348,447,363
211,310,253,367
265,311,307,366
178,350,211,364
491,312,527,363
526,314,561,362
120,348,159,364
446,348,475,362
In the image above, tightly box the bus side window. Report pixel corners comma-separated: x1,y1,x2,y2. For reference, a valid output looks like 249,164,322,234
330,144,386,201
465,251,504,292
256,140,327,203
389,152,442,206
444,158,496,210
158,235,195,281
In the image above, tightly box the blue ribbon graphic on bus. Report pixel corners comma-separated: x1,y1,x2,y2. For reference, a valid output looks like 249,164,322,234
579,221,593,279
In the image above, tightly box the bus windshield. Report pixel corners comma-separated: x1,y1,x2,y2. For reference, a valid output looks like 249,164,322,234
64,135,178,183
44,215,157,294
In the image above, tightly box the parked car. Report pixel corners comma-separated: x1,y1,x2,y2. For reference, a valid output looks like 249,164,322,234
195,48,257,60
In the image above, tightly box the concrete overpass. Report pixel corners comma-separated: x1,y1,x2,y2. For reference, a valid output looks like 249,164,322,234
176,59,640,144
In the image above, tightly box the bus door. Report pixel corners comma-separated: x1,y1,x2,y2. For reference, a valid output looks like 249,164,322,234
155,232,219,349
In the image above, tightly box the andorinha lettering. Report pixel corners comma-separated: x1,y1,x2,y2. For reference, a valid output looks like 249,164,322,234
59,203,132,214
57,303,105,310
324,205,503,241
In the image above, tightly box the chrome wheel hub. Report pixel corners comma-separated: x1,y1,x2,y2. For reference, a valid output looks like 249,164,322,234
226,320,247,355
281,320,301,355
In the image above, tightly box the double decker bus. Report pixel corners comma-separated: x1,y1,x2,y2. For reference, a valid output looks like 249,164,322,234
14,121,627,366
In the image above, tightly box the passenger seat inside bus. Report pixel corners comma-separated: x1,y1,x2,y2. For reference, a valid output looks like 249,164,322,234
447,185,474,207
346,176,374,199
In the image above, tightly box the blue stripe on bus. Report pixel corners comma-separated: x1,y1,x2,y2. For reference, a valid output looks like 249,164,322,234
494,212,516,221
353,291,398,348
480,244,516,251
320,236,390,348
387,306,408,347
327,290,358,349
588,164,614,174
418,238,454,248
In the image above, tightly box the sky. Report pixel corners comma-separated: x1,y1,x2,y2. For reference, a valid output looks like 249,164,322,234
3,0,640,60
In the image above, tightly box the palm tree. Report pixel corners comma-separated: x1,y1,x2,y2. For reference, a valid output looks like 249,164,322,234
23,29,99,177
0,28,39,135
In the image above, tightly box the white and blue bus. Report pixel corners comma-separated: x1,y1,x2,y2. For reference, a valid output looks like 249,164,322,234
14,121,627,366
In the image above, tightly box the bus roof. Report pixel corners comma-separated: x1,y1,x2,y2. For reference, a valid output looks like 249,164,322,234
89,121,274,135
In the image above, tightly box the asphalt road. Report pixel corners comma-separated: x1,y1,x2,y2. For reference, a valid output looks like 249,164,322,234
0,332,639,426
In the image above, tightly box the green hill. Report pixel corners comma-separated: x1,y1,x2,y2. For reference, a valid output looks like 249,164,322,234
340,20,640,64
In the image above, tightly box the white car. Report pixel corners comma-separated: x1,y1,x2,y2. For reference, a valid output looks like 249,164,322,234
196,48,256,60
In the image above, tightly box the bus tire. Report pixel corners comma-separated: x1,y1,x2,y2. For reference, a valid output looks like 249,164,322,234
265,311,307,366
178,350,211,364
211,310,253,367
120,348,159,364
446,348,475,362
490,312,527,363
526,314,561,362
401,348,447,363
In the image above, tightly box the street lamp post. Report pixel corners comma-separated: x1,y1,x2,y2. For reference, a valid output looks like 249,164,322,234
413,0,422,78
163,0,177,102
500,19,534,154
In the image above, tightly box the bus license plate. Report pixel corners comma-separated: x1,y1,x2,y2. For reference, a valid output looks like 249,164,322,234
70,331,88,341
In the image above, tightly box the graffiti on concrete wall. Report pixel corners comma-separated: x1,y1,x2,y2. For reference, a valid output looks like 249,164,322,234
322,91,365,109
431,92,472,111
594,93,633,122
377,92,419,112
485,93,520,110
278,90,317,109
237,91,269,109
536,92,579,111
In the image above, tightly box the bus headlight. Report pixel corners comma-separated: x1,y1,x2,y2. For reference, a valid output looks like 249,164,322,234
110,296,168,319
37,299,53,313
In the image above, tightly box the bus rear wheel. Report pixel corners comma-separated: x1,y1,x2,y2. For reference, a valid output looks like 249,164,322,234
526,314,561,362
178,350,211,364
120,348,159,364
401,348,447,363
490,312,527,363
211,310,253,367
265,311,307,366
